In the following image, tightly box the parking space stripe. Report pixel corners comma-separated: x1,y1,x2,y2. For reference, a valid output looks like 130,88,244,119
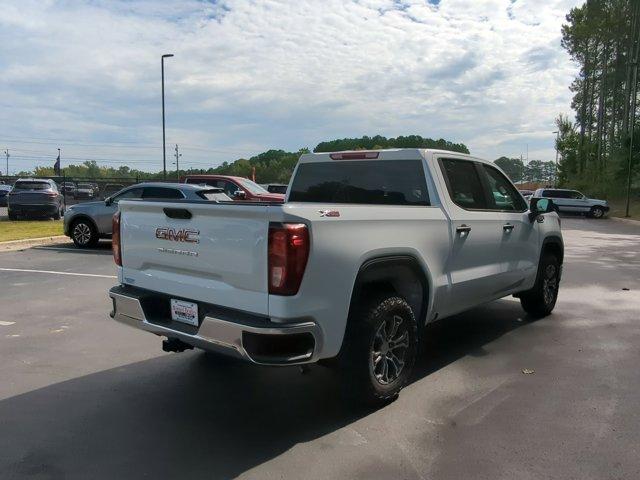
0,267,116,279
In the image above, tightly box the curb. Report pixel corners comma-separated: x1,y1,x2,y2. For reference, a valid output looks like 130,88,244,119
610,217,640,226
0,235,70,252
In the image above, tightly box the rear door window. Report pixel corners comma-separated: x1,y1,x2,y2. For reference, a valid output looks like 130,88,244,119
142,187,184,199
543,190,568,198
439,159,487,209
288,160,430,205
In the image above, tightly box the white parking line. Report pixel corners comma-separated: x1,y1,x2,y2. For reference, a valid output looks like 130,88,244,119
0,320,16,326
0,267,116,279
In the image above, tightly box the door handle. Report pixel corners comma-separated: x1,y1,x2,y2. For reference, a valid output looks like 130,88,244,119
503,223,514,232
456,224,471,234
163,207,192,219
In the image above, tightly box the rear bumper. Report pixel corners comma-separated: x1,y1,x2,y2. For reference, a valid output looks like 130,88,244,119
109,285,322,365
9,203,59,215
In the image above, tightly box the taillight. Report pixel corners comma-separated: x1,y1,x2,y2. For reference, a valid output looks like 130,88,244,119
268,223,309,295
112,211,122,266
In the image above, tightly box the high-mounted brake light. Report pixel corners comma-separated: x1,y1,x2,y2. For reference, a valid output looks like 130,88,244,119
329,152,379,160
112,211,122,266
268,223,309,295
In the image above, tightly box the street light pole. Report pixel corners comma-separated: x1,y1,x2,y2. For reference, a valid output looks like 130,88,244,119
161,54,174,181
3,149,8,177
553,130,559,186
174,144,181,180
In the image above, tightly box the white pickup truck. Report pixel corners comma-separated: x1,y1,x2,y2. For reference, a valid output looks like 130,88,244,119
109,149,563,403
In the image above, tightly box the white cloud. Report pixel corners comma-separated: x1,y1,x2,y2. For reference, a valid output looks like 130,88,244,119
0,0,582,173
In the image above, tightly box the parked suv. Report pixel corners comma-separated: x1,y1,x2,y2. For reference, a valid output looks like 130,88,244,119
64,183,231,248
7,178,65,220
532,188,609,218
74,183,96,199
0,184,11,207
110,149,563,404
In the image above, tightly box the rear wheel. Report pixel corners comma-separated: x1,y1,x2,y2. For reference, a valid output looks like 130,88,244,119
520,253,560,318
71,219,99,248
589,206,605,219
53,206,63,220
8,211,18,221
339,293,418,405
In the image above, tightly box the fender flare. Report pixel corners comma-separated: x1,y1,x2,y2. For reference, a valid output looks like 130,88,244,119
541,235,564,264
348,254,431,326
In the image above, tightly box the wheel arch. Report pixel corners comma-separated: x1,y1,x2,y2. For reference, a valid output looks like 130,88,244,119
541,235,564,265
348,255,431,328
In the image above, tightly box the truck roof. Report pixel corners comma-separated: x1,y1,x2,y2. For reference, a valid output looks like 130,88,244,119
298,148,483,164
181,174,248,182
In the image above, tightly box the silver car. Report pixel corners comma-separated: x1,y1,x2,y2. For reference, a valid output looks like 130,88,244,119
8,178,65,220
63,182,231,248
532,188,609,218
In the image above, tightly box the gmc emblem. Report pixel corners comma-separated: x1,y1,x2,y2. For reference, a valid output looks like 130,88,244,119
155,227,200,243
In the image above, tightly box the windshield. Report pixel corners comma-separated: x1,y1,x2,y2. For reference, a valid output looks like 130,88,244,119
13,181,52,191
236,178,269,194
78,184,92,189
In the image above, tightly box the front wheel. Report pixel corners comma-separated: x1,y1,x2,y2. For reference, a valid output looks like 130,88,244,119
589,206,605,219
71,219,99,248
520,253,560,318
339,293,418,405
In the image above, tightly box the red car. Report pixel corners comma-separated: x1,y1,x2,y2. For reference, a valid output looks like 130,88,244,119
181,175,285,202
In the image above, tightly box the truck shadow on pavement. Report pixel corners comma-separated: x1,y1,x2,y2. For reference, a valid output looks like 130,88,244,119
0,300,531,480
32,241,113,256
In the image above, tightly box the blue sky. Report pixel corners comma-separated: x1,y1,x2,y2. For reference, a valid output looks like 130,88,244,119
0,0,581,174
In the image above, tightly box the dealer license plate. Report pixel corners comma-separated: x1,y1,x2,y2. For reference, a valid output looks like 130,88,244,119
170,299,199,326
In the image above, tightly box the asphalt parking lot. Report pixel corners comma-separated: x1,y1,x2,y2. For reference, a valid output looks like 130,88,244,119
0,218,638,480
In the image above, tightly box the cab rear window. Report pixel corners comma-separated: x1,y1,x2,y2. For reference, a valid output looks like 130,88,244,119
288,160,430,206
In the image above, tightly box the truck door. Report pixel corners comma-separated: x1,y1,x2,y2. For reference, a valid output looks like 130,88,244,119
477,163,539,291
436,157,509,314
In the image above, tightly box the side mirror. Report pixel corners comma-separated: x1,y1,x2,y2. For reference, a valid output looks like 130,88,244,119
233,190,246,199
529,198,554,222
105,197,112,206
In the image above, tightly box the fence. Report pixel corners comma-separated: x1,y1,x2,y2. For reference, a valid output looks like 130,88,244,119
0,174,143,208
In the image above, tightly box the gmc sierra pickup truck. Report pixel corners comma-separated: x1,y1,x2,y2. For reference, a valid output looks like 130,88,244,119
109,149,563,403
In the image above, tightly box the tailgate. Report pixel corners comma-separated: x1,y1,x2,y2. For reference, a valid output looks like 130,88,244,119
10,192,52,204
119,200,271,315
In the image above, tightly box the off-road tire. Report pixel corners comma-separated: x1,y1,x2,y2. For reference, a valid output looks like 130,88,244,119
520,253,560,318
339,293,418,405
71,219,99,248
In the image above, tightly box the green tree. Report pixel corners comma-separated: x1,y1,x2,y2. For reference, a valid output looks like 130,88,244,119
559,0,640,197
494,157,525,182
